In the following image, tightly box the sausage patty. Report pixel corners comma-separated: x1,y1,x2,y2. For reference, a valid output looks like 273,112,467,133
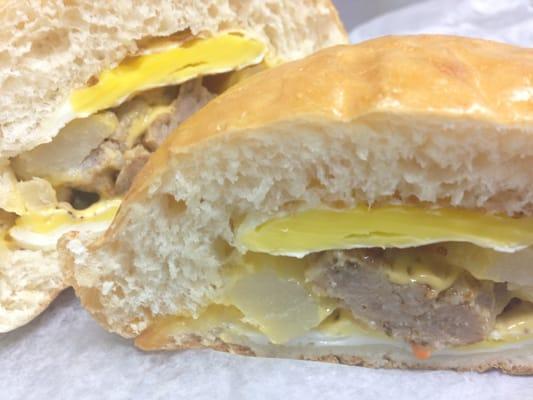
307,249,501,349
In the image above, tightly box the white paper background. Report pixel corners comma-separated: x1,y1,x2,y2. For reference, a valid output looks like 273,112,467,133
2,1,533,398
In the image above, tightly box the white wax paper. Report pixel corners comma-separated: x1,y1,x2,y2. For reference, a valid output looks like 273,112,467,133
2,1,533,398
349,0,533,45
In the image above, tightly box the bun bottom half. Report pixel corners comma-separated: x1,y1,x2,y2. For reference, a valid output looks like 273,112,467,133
135,332,533,375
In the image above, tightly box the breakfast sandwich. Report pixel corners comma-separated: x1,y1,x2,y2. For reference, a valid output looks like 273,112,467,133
61,36,533,373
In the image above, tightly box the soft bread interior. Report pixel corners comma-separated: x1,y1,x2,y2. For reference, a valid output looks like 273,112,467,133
0,246,64,332
64,116,533,337
0,0,346,158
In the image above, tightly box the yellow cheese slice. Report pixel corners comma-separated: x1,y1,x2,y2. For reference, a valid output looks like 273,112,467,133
9,199,120,250
382,247,461,293
237,205,533,256
70,33,266,116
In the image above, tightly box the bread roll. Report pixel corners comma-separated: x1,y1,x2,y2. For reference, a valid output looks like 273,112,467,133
61,35,533,373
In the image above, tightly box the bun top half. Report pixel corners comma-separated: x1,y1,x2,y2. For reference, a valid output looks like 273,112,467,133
128,35,533,215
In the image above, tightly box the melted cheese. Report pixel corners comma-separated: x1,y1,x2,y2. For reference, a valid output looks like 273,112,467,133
237,205,533,256
382,247,461,292
135,304,247,350
71,33,265,116
9,199,120,250
125,104,173,147
0,229,8,254
490,302,533,341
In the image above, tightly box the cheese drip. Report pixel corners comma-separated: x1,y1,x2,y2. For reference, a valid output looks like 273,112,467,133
383,247,461,292
237,205,533,256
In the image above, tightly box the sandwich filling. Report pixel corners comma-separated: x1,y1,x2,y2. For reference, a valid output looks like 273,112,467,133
1,33,267,254
137,206,533,359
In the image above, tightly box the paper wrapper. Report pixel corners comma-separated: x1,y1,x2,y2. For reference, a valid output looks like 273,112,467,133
1,0,533,398
349,0,533,45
